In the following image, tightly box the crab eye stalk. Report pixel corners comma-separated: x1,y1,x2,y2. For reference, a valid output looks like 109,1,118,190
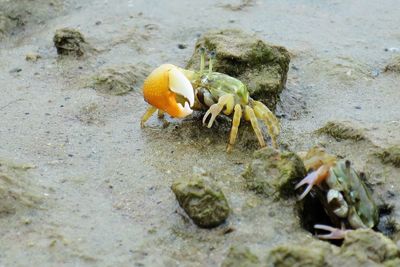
143,64,195,118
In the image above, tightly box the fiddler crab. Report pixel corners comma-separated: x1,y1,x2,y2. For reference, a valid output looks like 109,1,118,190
295,147,378,239
140,48,280,152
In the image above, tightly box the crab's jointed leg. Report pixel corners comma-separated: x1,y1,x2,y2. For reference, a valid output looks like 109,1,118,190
244,106,266,148
141,106,157,128
227,104,242,153
253,100,280,148
202,94,234,128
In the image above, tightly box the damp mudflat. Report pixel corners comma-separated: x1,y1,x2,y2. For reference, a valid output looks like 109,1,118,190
0,0,400,266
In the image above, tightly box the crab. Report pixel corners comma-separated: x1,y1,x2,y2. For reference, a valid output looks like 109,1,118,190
295,147,378,239
140,48,280,152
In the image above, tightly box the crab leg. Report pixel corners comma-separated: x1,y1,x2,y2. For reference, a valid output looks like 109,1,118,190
245,106,266,148
141,106,158,128
314,224,350,240
227,104,242,153
203,94,234,128
253,101,280,148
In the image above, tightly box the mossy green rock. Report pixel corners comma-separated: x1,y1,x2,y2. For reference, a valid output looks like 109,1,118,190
171,177,230,228
221,245,260,267
243,147,306,199
53,28,87,56
186,29,290,111
375,145,400,168
266,245,327,267
317,121,366,141
341,229,400,263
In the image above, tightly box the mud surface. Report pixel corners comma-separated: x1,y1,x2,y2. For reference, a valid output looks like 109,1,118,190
1,0,400,266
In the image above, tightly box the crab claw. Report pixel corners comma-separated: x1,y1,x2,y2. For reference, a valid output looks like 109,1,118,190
295,164,330,200
314,224,349,240
143,64,194,118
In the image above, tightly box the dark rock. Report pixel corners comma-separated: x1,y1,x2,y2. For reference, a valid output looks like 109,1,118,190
53,28,87,56
316,121,366,141
171,177,230,228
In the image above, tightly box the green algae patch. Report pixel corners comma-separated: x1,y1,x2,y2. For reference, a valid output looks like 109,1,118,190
385,56,400,73
53,28,88,57
316,121,366,141
266,244,327,267
171,177,230,228
90,64,150,95
341,229,400,264
243,147,306,199
222,245,260,267
0,159,42,215
375,145,400,168
186,29,290,111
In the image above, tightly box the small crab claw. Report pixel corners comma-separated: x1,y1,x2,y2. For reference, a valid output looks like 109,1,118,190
143,64,194,118
314,224,349,240
295,164,330,200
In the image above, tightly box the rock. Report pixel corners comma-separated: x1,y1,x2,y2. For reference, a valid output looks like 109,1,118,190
186,29,290,111
385,56,400,73
266,244,327,267
171,177,230,228
91,64,150,95
243,147,306,199
341,229,400,264
316,121,366,141
53,28,87,56
25,52,41,62
375,145,400,168
221,245,260,267
0,159,41,215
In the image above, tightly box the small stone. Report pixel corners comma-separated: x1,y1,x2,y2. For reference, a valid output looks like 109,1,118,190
9,67,22,73
177,43,187,49
243,147,306,199
171,177,230,228
221,245,260,267
53,28,87,56
25,52,41,62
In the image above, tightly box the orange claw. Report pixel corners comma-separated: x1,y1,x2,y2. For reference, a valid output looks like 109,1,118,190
295,164,331,200
143,64,194,118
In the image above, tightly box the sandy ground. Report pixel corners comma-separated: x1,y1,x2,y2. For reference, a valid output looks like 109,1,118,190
1,0,400,266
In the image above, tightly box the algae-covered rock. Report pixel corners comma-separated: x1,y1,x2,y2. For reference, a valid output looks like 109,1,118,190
0,159,41,215
243,147,306,199
53,28,87,56
266,244,327,267
171,177,230,228
91,64,149,95
385,56,400,73
317,121,366,141
375,145,400,168
186,29,290,110
341,229,400,263
221,245,260,267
